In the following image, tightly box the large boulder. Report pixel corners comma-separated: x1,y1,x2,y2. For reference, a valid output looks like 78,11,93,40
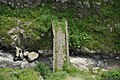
24,51,39,61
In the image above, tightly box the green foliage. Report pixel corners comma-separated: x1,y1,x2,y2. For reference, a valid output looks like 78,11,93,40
0,0,120,53
100,70,120,80
70,32,94,48
34,62,52,79
45,71,67,80
96,70,120,80
0,73,17,80
14,69,40,80
0,68,40,80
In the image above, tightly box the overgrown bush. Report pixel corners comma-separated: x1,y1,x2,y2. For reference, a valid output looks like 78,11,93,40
45,71,67,80
34,62,52,79
100,70,120,80
96,70,120,80
0,73,17,80
0,68,40,80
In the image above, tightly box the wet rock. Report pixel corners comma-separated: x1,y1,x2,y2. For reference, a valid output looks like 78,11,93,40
81,46,96,54
39,76,44,80
94,2,101,10
24,51,29,57
38,50,44,54
8,27,25,35
92,67,108,74
39,50,52,56
27,52,39,61
115,54,120,60
8,28,16,34
83,1,90,9
21,61,29,68
15,47,24,60
78,1,84,9
70,56,96,70
101,54,110,59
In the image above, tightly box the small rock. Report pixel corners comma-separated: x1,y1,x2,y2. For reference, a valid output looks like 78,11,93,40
92,67,100,74
81,46,96,54
8,28,16,34
115,55,120,60
24,51,29,57
16,19,21,23
38,50,44,54
101,69,108,72
101,54,109,59
0,64,6,68
21,61,29,68
42,4,45,6
83,1,90,9
78,1,84,9
94,2,101,10
61,0,68,3
39,76,44,80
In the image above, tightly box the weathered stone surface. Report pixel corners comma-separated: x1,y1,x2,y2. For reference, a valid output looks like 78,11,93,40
38,50,52,56
77,1,84,9
70,56,96,69
27,52,39,61
52,20,69,71
83,1,90,9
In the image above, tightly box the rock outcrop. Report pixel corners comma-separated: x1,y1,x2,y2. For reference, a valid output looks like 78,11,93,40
14,47,39,62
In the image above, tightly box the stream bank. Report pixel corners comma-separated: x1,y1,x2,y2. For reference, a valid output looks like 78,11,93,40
0,49,119,71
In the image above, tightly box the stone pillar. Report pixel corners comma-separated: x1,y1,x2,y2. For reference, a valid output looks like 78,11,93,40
52,20,69,72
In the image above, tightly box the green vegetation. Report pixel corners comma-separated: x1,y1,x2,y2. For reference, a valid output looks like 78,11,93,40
34,62,94,80
34,62,52,79
96,70,120,80
0,62,120,80
0,68,40,80
0,1,120,80
0,0,120,53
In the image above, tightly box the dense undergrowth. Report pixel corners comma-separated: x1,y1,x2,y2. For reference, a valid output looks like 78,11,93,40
0,62,120,80
0,0,120,53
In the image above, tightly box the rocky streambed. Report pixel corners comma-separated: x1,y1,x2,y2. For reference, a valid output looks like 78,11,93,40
70,55,120,71
0,49,120,72
0,50,52,69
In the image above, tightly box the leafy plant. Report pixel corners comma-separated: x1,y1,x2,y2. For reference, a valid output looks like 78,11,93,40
100,70,120,80
34,62,52,79
0,68,40,80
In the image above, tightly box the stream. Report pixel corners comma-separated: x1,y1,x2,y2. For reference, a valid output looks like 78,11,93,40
0,50,120,70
